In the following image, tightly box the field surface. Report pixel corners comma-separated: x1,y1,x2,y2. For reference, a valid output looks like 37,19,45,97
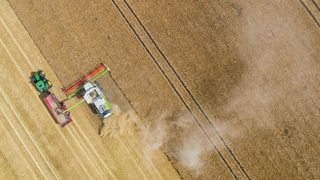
0,1,179,179
1,0,320,179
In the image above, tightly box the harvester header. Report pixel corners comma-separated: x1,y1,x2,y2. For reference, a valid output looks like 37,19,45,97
64,63,110,98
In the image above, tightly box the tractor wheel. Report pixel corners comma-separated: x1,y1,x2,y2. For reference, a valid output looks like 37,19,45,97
38,70,45,79
31,76,36,83
47,80,53,88
80,88,86,96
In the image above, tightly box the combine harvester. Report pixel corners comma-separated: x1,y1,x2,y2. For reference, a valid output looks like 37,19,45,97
31,63,112,128
63,63,112,118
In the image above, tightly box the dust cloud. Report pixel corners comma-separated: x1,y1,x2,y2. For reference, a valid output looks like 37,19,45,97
100,107,211,171
139,111,209,171
175,130,206,170
99,103,139,137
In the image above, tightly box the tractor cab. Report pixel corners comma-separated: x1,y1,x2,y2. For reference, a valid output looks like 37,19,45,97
31,70,52,93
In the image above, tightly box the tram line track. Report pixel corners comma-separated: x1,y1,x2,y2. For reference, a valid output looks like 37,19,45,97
111,0,252,179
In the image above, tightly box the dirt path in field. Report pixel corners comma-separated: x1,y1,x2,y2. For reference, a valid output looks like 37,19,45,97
0,1,179,179
4,0,320,179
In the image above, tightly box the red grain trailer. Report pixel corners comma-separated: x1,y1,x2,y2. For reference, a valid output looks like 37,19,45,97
43,93,72,127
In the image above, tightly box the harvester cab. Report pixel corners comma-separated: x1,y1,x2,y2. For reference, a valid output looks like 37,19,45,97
83,82,112,118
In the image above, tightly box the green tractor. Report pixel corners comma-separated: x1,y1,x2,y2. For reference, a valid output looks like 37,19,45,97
31,70,53,93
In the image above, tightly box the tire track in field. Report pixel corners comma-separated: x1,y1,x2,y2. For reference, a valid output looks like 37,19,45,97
0,40,61,179
120,2,250,179
298,0,320,28
0,34,94,179
1,37,102,180
119,124,164,179
0,89,48,180
69,120,117,179
0,88,93,179
0,7,115,178
111,0,249,179
0,88,62,180
66,127,106,179
0,113,39,179
311,0,320,11
4,35,112,180
111,1,200,179
119,135,151,179
69,113,150,179
0,39,93,179
111,0,237,177
0,16,35,69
